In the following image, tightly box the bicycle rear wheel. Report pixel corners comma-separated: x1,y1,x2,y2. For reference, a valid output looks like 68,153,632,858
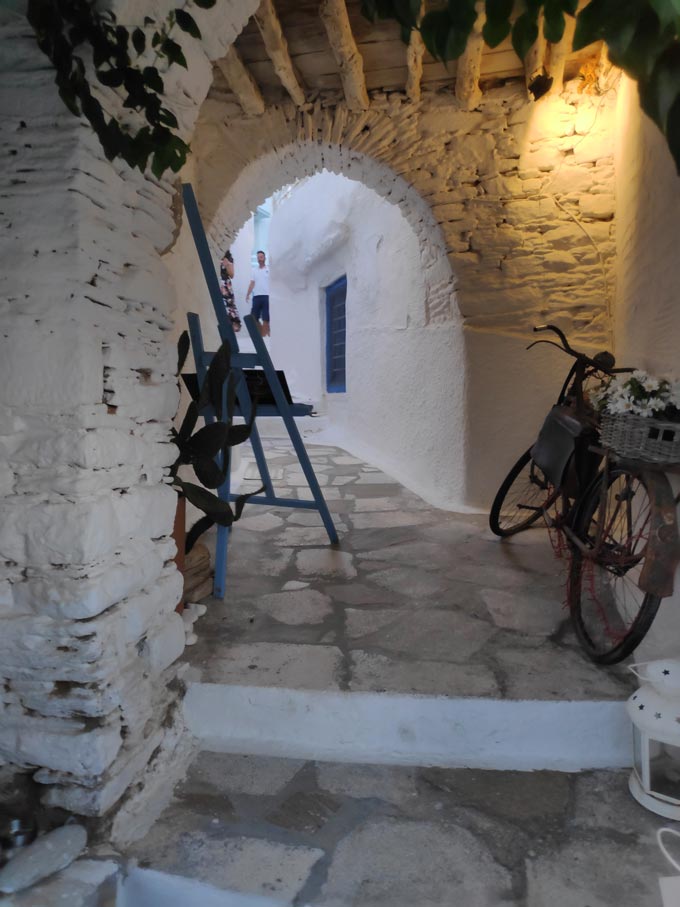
568,467,661,665
489,449,558,537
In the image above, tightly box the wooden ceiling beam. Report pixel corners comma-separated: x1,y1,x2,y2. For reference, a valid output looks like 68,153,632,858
319,0,369,110
406,3,425,102
524,13,548,99
546,14,576,95
216,47,266,116
455,2,485,110
254,0,306,107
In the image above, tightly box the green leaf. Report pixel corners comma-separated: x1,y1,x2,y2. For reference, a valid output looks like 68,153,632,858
177,330,190,374
56,75,81,116
151,147,168,178
144,16,155,26
420,9,452,60
483,0,513,47
543,0,566,43
182,373,200,402
178,400,199,443
175,8,201,38
158,107,179,128
142,66,164,93
665,93,680,174
185,422,230,460
174,480,235,526
226,423,255,447
393,0,419,28
185,515,214,554
512,10,539,61
161,37,188,69
233,484,265,520
444,25,469,60
649,0,680,27
132,27,146,55
199,342,232,413
361,0,379,21
574,0,635,51
639,42,680,133
606,7,670,81
192,0,217,7
96,67,125,88
193,456,226,489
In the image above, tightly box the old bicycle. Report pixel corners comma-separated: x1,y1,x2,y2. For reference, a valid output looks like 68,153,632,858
489,325,680,665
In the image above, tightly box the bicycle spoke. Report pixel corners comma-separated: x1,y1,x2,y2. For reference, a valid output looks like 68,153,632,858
569,468,660,664
490,451,558,537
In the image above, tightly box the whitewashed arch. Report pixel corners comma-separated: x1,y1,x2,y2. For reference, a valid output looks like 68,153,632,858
205,140,458,326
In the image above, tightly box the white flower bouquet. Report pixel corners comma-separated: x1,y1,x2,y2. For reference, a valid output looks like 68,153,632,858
592,371,680,421
592,371,680,463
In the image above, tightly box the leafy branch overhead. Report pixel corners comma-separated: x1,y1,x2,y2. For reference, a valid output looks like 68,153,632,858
361,0,680,173
27,0,217,178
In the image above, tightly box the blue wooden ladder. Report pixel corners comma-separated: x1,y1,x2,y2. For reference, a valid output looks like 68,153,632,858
181,183,338,598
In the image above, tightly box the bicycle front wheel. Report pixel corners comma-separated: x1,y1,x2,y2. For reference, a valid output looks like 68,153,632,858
489,449,558,537
568,467,661,665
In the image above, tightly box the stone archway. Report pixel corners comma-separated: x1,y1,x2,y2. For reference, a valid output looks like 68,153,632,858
174,152,468,507
200,139,457,327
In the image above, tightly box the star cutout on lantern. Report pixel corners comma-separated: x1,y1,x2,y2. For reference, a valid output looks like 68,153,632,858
655,713,662,719
639,704,645,710
663,669,671,675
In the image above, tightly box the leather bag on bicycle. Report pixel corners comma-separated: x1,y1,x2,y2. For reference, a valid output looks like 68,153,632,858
530,404,592,489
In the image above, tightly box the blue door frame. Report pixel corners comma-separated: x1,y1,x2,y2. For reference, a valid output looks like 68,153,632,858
325,276,347,393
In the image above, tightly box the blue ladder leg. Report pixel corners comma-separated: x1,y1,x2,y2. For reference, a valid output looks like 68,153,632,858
243,315,338,544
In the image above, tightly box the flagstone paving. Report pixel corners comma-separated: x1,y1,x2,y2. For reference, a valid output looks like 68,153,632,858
125,440,666,907
130,750,666,906
187,442,634,701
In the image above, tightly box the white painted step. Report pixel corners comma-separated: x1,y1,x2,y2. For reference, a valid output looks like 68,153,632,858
184,682,631,772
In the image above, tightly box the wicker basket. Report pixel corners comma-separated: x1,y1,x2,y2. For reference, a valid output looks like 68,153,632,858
600,412,680,464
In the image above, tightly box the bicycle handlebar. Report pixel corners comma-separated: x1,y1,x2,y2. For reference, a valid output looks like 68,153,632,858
533,323,576,355
530,324,626,375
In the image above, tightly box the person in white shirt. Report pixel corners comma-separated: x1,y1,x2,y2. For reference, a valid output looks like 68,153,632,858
246,250,270,337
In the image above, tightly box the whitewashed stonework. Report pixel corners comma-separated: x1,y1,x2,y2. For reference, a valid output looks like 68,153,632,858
1,0,626,832
0,2,258,838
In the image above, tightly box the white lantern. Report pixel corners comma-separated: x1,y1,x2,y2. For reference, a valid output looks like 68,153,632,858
627,660,680,820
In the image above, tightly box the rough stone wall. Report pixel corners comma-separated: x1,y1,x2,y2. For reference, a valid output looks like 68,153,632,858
0,1,258,836
194,81,617,344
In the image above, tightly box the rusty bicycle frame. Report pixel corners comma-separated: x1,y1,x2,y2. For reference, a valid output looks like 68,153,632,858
527,325,680,603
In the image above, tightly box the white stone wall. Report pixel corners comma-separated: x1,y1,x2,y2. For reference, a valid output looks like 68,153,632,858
266,172,466,506
614,76,680,660
0,0,259,832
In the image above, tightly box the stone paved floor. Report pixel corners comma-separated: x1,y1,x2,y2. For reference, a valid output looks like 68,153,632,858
188,441,633,700
131,750,666,906
129,440,665,906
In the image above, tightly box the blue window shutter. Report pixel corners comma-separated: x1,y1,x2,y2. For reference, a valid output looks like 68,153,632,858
325,276,347,393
